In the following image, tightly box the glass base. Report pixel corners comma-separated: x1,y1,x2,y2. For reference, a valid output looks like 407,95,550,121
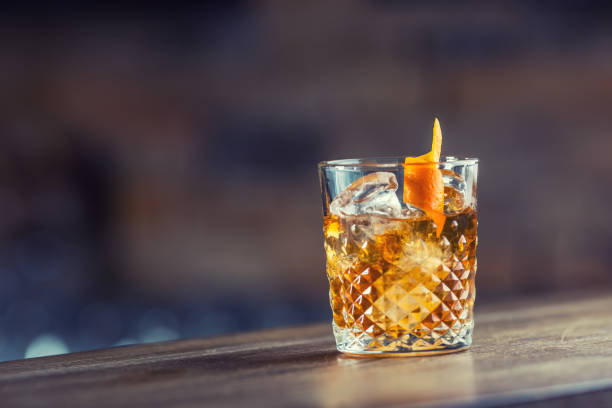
333,321,473,357
341,345,469,357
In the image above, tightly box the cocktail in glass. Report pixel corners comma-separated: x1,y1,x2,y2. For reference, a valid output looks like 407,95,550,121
318,156,478,356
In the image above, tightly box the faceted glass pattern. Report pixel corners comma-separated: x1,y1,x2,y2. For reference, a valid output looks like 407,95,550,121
324,208,477,355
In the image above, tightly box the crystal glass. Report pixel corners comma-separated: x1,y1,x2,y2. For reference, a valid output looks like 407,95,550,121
318,157,478,356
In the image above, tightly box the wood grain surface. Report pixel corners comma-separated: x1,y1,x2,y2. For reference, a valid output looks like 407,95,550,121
1,292,612,407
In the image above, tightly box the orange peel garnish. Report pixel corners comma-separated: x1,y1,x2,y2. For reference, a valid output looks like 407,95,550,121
403,118,446,236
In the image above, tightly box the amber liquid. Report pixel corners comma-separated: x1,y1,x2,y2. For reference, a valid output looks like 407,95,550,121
324,206,477,353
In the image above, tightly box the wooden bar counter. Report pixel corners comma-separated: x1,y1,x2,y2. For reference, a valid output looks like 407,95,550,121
1,292,612,407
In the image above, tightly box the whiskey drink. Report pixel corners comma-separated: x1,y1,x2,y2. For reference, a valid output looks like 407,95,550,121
319,157,478,355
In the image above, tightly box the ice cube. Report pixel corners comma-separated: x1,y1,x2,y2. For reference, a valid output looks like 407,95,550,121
394,238,448,275
330,172,402,217
401,203,426,218
441,170,467,214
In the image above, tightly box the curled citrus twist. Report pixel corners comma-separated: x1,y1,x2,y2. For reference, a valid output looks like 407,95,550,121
403,118,446,236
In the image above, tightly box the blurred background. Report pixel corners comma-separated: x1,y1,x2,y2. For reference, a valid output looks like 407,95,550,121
1,1,611,361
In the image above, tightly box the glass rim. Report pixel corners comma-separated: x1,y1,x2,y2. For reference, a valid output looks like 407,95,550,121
318,156,478,169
